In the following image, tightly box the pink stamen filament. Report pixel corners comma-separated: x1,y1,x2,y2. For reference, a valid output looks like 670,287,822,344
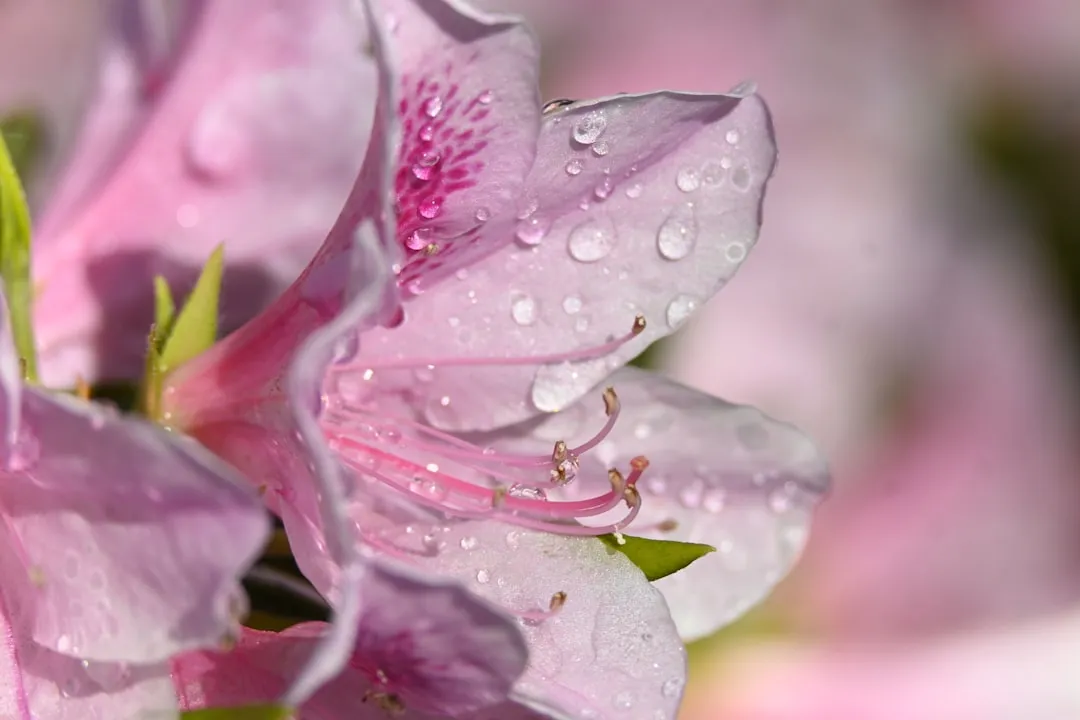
330,315,645,373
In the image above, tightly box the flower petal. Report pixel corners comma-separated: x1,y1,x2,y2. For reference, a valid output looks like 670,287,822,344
33,0,376,385
357,88,775,432
480,366,829,641
391,520,687,720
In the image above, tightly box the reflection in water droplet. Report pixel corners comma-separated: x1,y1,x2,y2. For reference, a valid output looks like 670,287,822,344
423,96,443,118
406,227,433,250
656,205,698,260
572,111,607,145
665,294,700,329
515,216,548,246
567,221,616,262
565,159,584,176
676,167,700,192
510,292,538,326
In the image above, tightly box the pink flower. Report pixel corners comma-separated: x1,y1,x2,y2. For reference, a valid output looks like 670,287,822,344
174,562,529,717
0,283,270,718
0,0,375,386
161,0,828,716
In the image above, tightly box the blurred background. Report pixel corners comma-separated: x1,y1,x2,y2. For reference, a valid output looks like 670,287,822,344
5,1,1080,717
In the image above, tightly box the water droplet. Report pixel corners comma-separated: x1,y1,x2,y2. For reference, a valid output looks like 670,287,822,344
477,90,494,105
419,197,441,219
411,150,441,180
459,536,478,550
562,295,583,314
406,227,433,250
665,294,700,329
591,140,610,157
475,206,491,222
661,678,684,699
593,178,613,200
725,129,740,145
515,216,548,246
508,483,548,500
572,111,607,145
701,159,726,186
574,317,590,333
676,167,701,192
731,163,752,191
704,488,726,513
423,95,443,118
419,124,435,142
476,569,491,584
625,183,643,199
567,220,616,262
510,292,538,326
725,242,748,263
656,204,698,260
565,159,584,176
613,691,635,710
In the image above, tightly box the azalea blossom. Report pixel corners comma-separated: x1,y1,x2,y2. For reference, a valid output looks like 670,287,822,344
0,280,270,719
158,0,828,717
0,0,375,386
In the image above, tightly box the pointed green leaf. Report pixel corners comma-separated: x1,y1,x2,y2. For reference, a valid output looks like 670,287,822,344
0,112,45,184
0,132,37,382
598,534,715,581
158,244,224,374
153,275,176,352
180,704,294,720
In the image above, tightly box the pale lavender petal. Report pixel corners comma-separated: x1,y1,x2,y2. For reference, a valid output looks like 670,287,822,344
479,366,829,641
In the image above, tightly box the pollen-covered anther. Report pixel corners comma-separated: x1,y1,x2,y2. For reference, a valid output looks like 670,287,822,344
623,484,641,510
551,440,568,463
74,375,91,401
363,689,406,716
631,314,647,336
492,485,508,508
608,468,625,492
549,591,568,612
602,386,619,417
423,242,440,256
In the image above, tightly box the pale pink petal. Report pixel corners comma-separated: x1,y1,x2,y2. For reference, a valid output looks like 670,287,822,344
474,366,828,641
33,0,376,385
373,519,687,720
0,1,109,208
690,608,1080,720
0,605,177,720
356,88,775,432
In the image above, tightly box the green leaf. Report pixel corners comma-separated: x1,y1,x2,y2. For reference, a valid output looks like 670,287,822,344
180,704,294,720
0,132,37,382
158,244,224,374
153,275,176,352
598,533,715,581
0,112,45,184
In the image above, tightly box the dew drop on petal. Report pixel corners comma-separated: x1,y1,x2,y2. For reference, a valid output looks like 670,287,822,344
572,110,607,144
701,160,726,186
419,124,435,142
562,295,583,315
475,206,491,222
625,182,643,199
505,530,521,548
476,569,491,584
515,216,548,246
656,204,698,260
593,178,613,200
567,220,616,262
423,95,443,118
591,140,610,157
477,90,494,105
565,159,584,176
725,242,748,263
510,292,538,326
406,227,433,250
675,166,701,192
725,129,740,145
418,196,441,219
731,163,752,191
459,536,478,550
665,294,699,329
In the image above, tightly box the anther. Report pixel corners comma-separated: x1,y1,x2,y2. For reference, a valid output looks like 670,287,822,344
492,485,507,508
423,243,440,255
608,468,625,492
74,375,91,401
363,690,406,715
549,591,568,612
631,314,647,335
657,518,679,532
552,440,568,463
542,98,576,114
602,387,618,417
623,484,641,509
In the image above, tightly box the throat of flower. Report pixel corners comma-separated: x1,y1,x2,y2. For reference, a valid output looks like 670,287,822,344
320,387,648,538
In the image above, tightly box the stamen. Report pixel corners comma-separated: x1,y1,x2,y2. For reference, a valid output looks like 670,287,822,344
507,590,569,624
363,689,406,715
331,315,646,373
549,591,568,612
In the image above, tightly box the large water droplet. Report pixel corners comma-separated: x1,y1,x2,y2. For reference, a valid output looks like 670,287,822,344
419,197,441,219
565,159,584,176
567,220,616,262
676,167,701,192
515,216,548,246
406,226,433,250
656,204,698,260
665,294,700,329
572,111,607,145
423,95,443,118
510,292,538,326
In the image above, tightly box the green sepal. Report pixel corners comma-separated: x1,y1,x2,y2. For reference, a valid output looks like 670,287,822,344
598,533,715,582
153,275,177,352
158,243,224,372
0,131,37,382
179,704,294,720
